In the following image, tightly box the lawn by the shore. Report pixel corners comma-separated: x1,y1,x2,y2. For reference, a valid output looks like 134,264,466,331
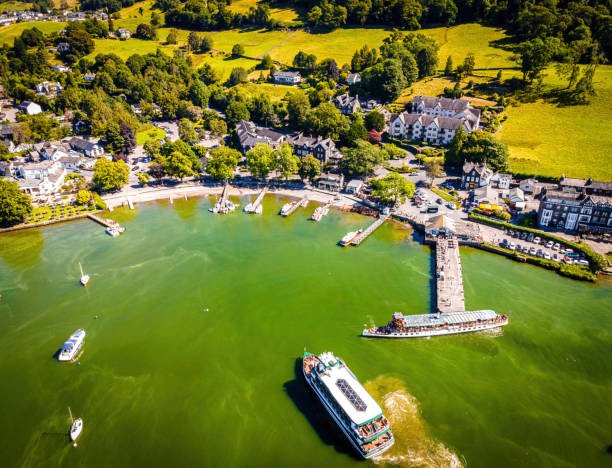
500,66,612,180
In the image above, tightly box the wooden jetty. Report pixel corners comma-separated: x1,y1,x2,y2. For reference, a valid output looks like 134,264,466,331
280,195,308,217
351,213,390,245
86,213,115,228
435,235,465,313
244,186,268,214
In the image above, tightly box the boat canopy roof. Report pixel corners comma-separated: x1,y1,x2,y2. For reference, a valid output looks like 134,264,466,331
317,353,382,426
398,310,500,327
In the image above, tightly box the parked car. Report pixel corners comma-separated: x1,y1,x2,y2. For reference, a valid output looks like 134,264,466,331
520,232,527,240
563,257,573,264
427,206,439,213
544,252,551,260
575,259,589,266
529,247,536,255
509,242,516,250
536,249,543,257
553,243,560,251
508,230,514,236
533,236,541,244
553,253,559,261
522,246,529,253
546,241,554,248
436,198,443,204
502,239,509,247
528,233,534,242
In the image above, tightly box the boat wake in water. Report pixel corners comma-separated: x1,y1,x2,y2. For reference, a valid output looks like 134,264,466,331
364,376,463,468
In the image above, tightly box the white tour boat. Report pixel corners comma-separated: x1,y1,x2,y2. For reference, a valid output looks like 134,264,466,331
57,329,86,361
362,310,508,338
302,351,394,459
339,229,362,247
79,263,89,286
280,202,296,216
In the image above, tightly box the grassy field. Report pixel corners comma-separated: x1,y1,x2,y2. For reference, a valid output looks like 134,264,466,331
232,82,291,102
500,66,612,180
0,21,64,45
0,1,30,11
114,0,161,31
136,124,165,145
88,37,175,60
195,54,259,80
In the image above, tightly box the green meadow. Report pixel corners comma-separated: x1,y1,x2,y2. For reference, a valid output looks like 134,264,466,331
0,21,64,44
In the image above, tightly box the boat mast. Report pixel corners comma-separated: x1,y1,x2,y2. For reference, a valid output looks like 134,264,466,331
79,263,84,277
68,406,74,424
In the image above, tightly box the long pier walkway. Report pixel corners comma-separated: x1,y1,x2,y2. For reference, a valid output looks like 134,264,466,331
245,186,267,213
86,213,114,228
435,235,465,313
351,213,389,245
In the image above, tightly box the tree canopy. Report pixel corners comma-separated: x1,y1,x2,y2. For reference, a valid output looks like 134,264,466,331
0,179,32,226
370,172,415,205
92,158,129,192
207,146,241,180
246,143,275,179
340,140,385,177
298,154,321,182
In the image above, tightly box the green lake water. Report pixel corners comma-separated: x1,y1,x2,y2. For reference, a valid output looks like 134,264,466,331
0,195,611,468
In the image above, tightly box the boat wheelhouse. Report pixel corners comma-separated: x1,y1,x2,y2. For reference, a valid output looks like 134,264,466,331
363,310,508,338
302,351,394,459
57,329,86,361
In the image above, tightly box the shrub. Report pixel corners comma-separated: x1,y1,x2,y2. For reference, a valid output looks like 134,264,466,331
92,192,107,210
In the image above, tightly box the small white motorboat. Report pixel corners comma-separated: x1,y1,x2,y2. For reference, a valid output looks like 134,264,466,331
79,263,89,286
68,407,83,443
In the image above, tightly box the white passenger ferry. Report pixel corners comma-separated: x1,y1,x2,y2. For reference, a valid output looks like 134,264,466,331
302,351,394,459
57,329,86,361
363,310,508,338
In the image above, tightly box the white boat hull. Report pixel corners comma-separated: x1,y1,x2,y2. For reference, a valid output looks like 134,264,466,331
58,329,86,362
70,418,83,441
80,275,89,286
362,318,508,338
302,367,394,459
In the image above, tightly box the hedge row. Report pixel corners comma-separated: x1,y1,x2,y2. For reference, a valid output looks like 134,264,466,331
482,243,596,281
469,213,605,272
385,137,420,154
472,207,510,221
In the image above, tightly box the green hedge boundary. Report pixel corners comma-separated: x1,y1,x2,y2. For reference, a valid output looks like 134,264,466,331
481,243,596,281
469,213,605,272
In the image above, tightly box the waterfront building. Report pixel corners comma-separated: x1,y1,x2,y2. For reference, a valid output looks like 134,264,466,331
345,179,364,194
316,173,344,192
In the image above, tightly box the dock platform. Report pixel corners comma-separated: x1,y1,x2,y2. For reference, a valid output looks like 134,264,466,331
86,213,115,228
351,213,389,245
435,235,465,313
244,186,267,214
281,195,308,217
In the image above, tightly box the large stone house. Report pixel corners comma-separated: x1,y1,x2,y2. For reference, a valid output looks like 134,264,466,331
390,96,480,145
537,177,612,233
68,137,104,157
34,141,71,161
36,81,63,97
462,161,494,189
286,133,339,164
14,159,66,195
273,71,302,85
411,96,481,129
235,120,339,164
333,93,381,115
346,73,361,85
